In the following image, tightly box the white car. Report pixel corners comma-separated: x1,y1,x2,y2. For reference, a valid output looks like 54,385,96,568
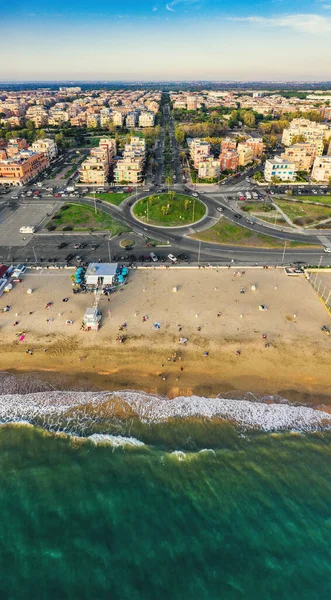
150,252,158,262
191,192,199,197
168,254,177,263
217,207,223,212
324,247,331,253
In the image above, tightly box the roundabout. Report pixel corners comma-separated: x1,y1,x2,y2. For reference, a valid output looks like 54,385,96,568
132,192,207,228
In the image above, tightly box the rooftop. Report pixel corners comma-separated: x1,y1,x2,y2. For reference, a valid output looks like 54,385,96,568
85,263,118,278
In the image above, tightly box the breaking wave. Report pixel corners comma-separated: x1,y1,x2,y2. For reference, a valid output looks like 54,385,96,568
0,389,330,436
87,434,145,447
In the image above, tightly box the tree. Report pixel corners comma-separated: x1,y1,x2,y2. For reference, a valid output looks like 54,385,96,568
35,129,45,140
253,171,263,182
175,128,185,145
184,199,189,211
25,120,35,131
165,175,172,191
149,195,154,206
243,112,256,128
291,134,305,144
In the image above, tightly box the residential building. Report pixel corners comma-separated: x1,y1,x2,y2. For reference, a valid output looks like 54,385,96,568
312,156,331,182
99,137,117,164
245,137,264,159
0,150,49,186
186,95,197,111
79,155,109,185
219,150,239,171
87,114,100,128
138,111,155,127
189,139,211,168
282,118,331,146
173,99,187,109
264,156,296,182
281,143,318,172
237,144,254,167
126,112,139,128
221,137,237,151
114,158,143,184
5,138,29,157
113,136,146,184
113,111,124,127
31,138,58,160
198,158,220,179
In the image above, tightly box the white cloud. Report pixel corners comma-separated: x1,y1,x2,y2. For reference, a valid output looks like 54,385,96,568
227,13,331,34
166,2,176,11
152,5,158,11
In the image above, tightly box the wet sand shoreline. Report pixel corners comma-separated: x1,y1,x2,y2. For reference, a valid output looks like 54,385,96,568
1,269,330,405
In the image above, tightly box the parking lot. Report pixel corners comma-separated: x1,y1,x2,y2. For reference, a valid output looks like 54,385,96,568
0,201,60,246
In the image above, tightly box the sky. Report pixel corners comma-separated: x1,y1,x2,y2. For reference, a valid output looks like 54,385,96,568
1,0,331,81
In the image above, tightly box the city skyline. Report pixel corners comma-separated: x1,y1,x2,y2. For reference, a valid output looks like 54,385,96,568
1,0,331,80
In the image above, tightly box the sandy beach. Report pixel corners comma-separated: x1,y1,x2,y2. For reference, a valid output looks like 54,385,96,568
0,267,330,400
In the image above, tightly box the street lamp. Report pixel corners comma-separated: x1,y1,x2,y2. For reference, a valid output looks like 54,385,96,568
281,241,287,264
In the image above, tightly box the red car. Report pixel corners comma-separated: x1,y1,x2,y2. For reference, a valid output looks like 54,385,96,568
54,193,61,197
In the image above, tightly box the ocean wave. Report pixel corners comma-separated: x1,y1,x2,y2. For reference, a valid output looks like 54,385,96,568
88,434,145,447
0,389,330,435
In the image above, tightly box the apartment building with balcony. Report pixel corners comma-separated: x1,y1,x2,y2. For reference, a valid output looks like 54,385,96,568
113,111,124,127
237,144,254,167
0,150,49,186
264,156,296,182
221,137,237,151
138,111,155,127
281,143,318,172
114,158,143,184
31,138,58,160
245,137,264,159
79,155,109,185
198,157,220,179
282,118,331,146
186,95,198,110
189,139,211,168
312,156,331,182
87,114,100,128
99,137,117,164
126,112,139,128
219,150,239,171
113,136,146,184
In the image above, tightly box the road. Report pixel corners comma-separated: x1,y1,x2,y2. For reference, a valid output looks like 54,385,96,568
1,95,331,267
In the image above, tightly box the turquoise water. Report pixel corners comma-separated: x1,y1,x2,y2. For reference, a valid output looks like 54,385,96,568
1,377,331,599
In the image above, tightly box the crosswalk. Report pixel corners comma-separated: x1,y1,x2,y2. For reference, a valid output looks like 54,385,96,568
318,236,331,247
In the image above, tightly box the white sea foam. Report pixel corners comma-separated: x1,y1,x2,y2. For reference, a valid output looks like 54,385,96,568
170,450,186,461
0,390,330,434
88,434,145,447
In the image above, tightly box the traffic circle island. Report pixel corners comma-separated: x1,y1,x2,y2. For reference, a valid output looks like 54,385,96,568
132,193,206,227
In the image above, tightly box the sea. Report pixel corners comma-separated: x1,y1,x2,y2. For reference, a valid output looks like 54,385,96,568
1,371,331,600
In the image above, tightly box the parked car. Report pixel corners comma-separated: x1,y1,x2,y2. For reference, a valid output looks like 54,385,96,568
168,254,177,262
58,242,67,249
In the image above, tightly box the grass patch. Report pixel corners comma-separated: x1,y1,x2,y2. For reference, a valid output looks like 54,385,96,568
47,203,130,234
133,193,206,227
95,192,131,206
295,195,331,204
190,217,318,248
275,200,331,226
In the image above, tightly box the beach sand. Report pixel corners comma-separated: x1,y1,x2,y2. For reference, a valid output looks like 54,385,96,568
0,267,330,401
